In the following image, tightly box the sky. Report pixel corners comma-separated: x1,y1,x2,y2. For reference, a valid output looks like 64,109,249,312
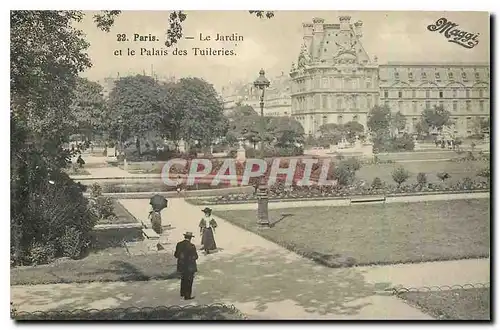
77,10,490,90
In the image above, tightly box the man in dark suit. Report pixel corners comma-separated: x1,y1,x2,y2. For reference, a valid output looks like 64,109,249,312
174,232,198,300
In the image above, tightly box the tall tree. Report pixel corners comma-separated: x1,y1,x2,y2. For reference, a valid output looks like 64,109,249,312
107,75,164,154
176,78,228,152
10,10,118,265
420,105,451,134
70,77,107,144
367,105,392,137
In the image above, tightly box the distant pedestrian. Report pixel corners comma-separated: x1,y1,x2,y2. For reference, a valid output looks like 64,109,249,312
76,155,85,168
199,207,218,254
174,232,198,300
176,175,183,194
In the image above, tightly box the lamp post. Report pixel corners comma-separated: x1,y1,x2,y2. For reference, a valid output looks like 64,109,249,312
253,69,270,157
118,119,123,157
253,69,271,227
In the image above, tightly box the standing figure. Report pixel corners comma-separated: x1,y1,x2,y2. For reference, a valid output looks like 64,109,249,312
199,207,218,254
174,232,198,300
76,155,85,168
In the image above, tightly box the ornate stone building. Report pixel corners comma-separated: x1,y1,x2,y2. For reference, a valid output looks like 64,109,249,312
379,63,490,135
289,16,379,136
286,16,490,137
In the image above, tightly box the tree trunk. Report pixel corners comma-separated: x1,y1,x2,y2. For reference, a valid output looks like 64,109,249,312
135,137,141,155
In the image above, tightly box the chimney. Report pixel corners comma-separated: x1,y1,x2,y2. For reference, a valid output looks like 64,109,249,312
354,20,363,38
339,16,351,31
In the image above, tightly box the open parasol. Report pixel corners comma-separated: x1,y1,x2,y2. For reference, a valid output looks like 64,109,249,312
150,194,168,212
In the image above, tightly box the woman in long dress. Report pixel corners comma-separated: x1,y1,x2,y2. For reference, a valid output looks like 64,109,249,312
199,207,218,254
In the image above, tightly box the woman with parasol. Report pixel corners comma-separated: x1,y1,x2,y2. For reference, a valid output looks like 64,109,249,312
199,207,218,254
149,195,168,234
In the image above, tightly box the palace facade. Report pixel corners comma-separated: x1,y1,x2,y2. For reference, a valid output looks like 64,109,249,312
222,16,490,138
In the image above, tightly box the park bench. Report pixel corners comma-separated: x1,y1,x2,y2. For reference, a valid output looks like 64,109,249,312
350,195,386,204
142,228,160,240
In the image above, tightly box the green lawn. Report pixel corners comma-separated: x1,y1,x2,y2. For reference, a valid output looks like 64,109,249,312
399,288,490,320
214,199,490,267
11,248,178,285
356,160,487,186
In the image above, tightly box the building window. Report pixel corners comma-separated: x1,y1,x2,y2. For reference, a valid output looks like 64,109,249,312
452,90,457,98
337,97,343,109
412,101,417,112
398,91,403,98
408,72,414,80
453,101,458,111
462,72,468,81
322,115,328,125
353,115,359,122
480,101,485,111
479,89,484,98
421,71,427,80
448,71,454,79
366,80,371,89
439,101,444,108
384,101,389,107
394,71,400,80
412,90,416,98
466,90,470,98
425,90,430,98
425,100,430,109
366,95,372,110
466,100,471,111
337,115,343,125
398,100,403,111
352,95,358,109
322,95,328,109
384,91,388,98
322,78,328,88
435,72,441,80
439,91,443,98
475,72,480,80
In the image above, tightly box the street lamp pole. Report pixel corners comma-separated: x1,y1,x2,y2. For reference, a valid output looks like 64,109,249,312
253,69,271,227
253,69,270,157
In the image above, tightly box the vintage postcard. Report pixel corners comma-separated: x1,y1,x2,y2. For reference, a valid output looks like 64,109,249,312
10,10,490,321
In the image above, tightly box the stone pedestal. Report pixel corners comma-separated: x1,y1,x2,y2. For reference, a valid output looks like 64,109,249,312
256,185,270,226
236,147,246,163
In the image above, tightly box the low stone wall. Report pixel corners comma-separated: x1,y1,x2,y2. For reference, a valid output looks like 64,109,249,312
84,185,255,200
91,223,143,249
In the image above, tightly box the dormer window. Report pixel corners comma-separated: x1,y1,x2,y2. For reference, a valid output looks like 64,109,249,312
475,72,480,80
435,72,440,80
394,71,400,80
408,72,414,80
462,72,468,81
448,72,454,79
421,72,427,79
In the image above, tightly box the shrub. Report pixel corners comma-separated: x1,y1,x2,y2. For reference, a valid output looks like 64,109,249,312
332,165,354,186
26,241,56,266
437,172,451,182
391,167,410,187
61,227,84,259
417,172,427,188
11,154,97,266
90,183,103,198
462,177,474,190
371,177,383,189
477,167,490,179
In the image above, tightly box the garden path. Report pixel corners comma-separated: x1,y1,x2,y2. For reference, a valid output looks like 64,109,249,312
11,199,489,319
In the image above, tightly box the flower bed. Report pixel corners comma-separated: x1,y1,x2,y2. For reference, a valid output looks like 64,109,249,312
190,179,490,205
